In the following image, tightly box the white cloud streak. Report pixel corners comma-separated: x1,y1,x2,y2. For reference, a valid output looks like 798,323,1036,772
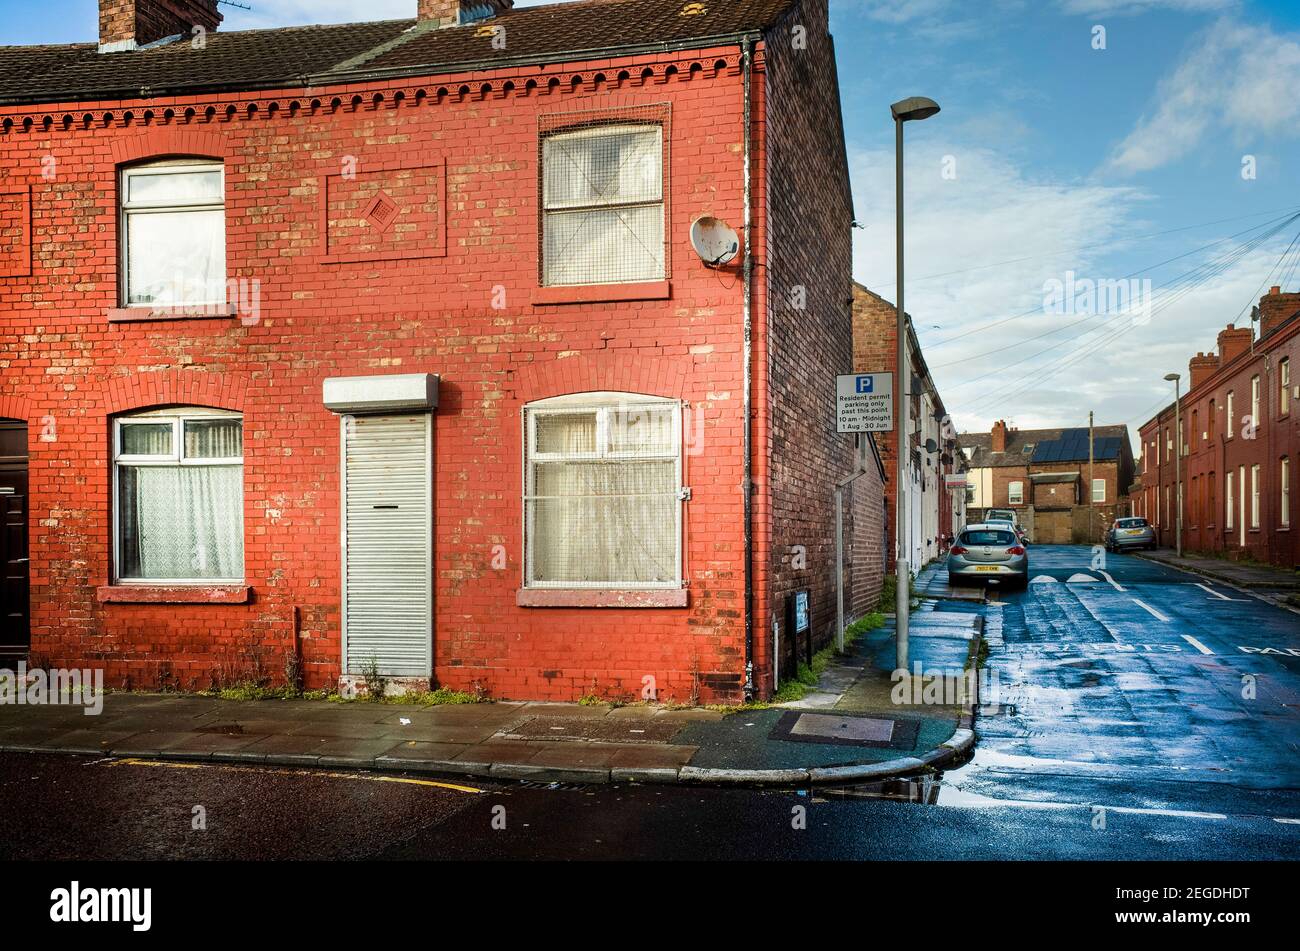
1103,18,1300,175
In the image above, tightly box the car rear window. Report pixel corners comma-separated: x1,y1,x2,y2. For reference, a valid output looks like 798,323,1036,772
961,530,1016,546
1117,518,1149,528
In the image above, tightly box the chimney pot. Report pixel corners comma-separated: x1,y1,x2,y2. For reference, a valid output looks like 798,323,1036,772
991,419,1008,453
1257,285,1300,339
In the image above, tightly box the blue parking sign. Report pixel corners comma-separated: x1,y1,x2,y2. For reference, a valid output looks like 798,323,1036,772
855,375,873,393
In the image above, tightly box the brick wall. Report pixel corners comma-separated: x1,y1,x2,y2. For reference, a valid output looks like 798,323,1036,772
0,46,782,702
759,0,860,689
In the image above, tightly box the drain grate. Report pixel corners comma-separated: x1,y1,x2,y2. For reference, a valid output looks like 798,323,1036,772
767,711,921,750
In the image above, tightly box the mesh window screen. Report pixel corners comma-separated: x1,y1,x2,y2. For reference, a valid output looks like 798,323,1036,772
539,106,670,286
525,398,681,587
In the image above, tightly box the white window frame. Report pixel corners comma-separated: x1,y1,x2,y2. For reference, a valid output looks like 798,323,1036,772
1251,375,1261,432
540,124,666,287
1281,457,1291,528
522,393,683,590
1281,359,1291,417
112,407,244,584
1226,470,1234,530
1007,481,1023,505
1226,390,1234,439
119,160,226,308
1251,463,1260,529
1091,478,1105,503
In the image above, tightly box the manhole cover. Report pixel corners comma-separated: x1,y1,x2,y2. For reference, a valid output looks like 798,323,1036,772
768,711,921,750
497,716,683,744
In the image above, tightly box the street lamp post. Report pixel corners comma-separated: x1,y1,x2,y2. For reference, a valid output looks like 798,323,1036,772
1164,372,1183,558
891,96,940,672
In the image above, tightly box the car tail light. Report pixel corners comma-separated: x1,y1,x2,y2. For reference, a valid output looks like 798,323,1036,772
950,545,968,555
1006,546,1025,555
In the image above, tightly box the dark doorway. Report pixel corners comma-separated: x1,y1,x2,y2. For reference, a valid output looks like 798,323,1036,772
0,419,29,669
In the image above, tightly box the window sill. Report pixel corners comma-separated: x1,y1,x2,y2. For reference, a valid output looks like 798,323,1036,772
517,587,688,608
531,280,671,306
107,303,238,323
96,584,251,604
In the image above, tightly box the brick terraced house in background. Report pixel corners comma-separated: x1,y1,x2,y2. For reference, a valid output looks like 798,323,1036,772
962,419,1136,544
851,282,966,572
1137,286,1300,569
0,0,882,701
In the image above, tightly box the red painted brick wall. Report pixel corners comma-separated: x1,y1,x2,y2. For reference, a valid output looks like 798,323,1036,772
0,44,808,702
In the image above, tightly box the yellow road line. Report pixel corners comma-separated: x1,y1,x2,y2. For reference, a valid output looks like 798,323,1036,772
106,756,483,794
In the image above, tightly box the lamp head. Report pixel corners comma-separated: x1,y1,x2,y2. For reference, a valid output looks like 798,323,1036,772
891,96,941,122
1163,373,1180,382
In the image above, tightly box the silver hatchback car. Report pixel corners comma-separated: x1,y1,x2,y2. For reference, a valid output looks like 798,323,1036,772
948,523,1029,588
1105,516,1156,552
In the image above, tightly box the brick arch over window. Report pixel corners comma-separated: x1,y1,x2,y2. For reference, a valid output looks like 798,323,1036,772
104,371,247,415
0,393,34,423
108,128,230,167
510,351,691,406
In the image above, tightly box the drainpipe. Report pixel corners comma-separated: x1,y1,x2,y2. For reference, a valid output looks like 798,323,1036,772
741,35,755,700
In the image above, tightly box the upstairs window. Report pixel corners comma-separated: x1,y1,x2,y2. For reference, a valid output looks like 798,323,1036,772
114,408,244,582
1092,478,1106,503
1007,481,1023,505
541,125,665,286
523,394,681,589
1282,359,1291,417
120,161,225,307
1251,375,1261,431
1226,391,1235,439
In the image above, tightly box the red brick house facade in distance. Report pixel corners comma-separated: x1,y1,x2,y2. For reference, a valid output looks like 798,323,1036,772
1137,287,1300,569
0,0,868,702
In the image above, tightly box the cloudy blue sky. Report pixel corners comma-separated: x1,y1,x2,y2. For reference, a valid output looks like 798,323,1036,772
5,0,1300,441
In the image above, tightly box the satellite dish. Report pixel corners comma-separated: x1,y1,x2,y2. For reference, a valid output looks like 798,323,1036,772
690,216,740,267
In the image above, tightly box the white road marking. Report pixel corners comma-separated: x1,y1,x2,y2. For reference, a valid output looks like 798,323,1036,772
1274,818,1300,825
1105,806,1227,820
1030,575,1058,584
1067,573,1099,584
1190,582,1249,602
1098,570,1126,592
1180,634,1215,656
1132,599,1171,622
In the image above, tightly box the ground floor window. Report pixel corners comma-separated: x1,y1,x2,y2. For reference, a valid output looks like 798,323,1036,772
1251,464,1261,529
113,408,244,582
523,393,681,588
1282,457,1291,528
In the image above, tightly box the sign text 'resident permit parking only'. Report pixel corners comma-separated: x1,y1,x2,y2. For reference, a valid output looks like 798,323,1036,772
836,373,893,433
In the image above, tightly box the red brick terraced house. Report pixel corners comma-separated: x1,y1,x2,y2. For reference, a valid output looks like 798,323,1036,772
1137,287,1300,569
0,0,877,703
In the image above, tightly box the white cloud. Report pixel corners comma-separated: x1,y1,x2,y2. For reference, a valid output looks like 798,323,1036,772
1103,19,1300,175
1059,0,1235,15
850,138,1292,434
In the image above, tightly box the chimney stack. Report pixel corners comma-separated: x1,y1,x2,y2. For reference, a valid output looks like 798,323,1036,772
1189,351,1220,390
1216,324,1253,367
1257,285,1300,339
418,0,513,27
991,419,1008,453
99,0,222,52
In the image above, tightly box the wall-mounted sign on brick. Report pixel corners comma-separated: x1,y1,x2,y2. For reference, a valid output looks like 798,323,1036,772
321,161,445,264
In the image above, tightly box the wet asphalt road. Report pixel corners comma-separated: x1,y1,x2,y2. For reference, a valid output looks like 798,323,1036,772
1,546,1296,860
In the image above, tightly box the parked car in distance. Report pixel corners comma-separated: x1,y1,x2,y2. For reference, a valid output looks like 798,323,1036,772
948,523,1029,588
1106,516,1156,552
984,513,1030,547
